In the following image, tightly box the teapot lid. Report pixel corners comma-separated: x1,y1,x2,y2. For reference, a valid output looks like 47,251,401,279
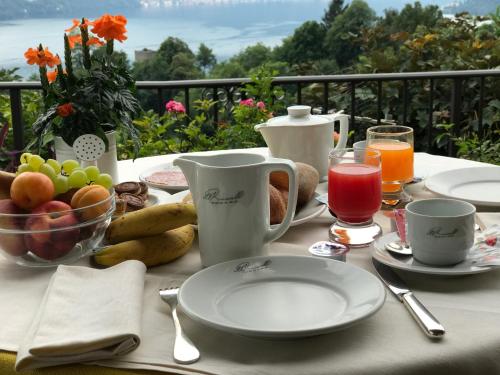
266,105,331,126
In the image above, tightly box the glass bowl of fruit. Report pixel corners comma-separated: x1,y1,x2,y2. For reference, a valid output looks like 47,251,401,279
0,154,115,267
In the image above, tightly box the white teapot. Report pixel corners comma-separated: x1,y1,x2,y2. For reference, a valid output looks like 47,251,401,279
255,105,349,179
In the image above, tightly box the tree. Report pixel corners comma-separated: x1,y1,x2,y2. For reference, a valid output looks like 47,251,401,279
210,61,247,78
232,43,273,72
274,21,326,65
322,0,347,28
157,37,195,66
324,0,376,67
379,2,443,35
196,43,216,73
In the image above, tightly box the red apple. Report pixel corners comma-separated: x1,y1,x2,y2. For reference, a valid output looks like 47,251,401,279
25,201,80,260
11,172,54,210
0,199,27,256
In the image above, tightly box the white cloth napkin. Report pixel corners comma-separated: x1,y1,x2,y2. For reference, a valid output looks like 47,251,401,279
15,260,146,371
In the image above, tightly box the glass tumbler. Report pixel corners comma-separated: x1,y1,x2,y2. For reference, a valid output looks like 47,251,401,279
328,148,382,246
366,125,414,207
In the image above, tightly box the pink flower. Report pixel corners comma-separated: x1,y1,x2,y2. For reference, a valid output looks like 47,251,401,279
240,98,254,107
166,100,186,113
256,101,265,110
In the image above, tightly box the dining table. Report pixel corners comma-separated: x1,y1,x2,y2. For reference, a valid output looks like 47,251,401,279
1,148,500,375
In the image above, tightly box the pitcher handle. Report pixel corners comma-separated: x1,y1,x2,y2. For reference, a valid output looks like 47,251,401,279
328,114,349,154
262,158,298,243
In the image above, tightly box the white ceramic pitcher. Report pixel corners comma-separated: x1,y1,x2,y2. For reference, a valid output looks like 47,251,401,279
255,105,349,179
174,153,298,267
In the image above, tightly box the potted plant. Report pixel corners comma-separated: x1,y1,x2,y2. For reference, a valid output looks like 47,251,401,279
24,14,141,181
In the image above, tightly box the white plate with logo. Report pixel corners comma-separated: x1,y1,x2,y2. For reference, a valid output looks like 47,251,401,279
161,190,326,227
425,167,500,207
373,232,492,276
178,255,385,338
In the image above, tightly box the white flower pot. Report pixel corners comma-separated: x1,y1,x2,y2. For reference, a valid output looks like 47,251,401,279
54,131,120,183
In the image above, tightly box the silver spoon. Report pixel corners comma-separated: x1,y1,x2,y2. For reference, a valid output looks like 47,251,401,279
385,240,412,256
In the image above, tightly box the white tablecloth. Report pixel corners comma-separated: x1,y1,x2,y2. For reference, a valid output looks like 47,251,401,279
1,149,500,375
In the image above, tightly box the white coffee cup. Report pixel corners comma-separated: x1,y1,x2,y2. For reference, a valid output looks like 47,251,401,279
406,198,476,266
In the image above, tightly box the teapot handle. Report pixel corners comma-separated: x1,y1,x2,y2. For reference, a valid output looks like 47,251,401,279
262,158,298,243
330,114,349,153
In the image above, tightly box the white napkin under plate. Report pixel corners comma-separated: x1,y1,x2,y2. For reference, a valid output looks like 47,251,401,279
15,260,146,371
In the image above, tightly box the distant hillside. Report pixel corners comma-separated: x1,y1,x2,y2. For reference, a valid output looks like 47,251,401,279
0,0,141,21
443,0,500,15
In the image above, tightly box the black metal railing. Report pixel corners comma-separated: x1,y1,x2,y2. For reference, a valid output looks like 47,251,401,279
1,69,499,155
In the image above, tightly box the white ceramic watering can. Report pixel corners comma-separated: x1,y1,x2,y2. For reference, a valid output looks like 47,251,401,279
255,105,349,179
173,153,298,267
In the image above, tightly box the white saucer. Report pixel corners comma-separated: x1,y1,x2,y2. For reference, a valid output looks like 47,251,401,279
179,255,385,338
162,190,326,227
373,232,492,276
425,167,500,207
139,163,188,193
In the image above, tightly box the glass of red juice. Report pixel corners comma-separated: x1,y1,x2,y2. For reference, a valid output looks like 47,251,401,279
328,148,382,247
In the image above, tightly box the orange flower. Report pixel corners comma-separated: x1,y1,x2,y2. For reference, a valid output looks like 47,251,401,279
57,103,74,117
86,37,105,47
91,14,127,42
24,47,61,68
46,69,66,83
67,34,82,49
65,18,92,32
46,69,57,83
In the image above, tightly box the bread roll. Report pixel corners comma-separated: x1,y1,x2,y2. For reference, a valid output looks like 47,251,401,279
269,184,286,224
270,162,319,208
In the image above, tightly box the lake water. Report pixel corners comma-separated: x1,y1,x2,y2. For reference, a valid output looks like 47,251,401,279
0,1,330,77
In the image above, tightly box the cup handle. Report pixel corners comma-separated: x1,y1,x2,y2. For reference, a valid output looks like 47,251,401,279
263,158,298,243
331,114,349,154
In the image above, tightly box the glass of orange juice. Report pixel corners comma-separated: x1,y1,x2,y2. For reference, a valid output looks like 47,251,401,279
366,125,414,206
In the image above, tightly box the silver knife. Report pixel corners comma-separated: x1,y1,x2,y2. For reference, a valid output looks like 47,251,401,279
372,259,445,339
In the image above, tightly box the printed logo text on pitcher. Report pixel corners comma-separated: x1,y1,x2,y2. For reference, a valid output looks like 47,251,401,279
203,188,244,205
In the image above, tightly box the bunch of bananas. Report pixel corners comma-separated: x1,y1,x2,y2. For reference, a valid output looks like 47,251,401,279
94,203,197,267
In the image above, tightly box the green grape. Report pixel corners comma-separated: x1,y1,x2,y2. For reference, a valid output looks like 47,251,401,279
95,173,113,190
61,159,80,175
17,163,34,175
39,163,57,180
28,155,45,171
20,152,32,164
46,159,61,174
54,175,69,195
84,166,100,182
68,169,88,188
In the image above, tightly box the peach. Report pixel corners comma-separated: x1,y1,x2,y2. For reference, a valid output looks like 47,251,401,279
0,199,27,256
71,185,111,221
11,172,54,210
25,200,79,260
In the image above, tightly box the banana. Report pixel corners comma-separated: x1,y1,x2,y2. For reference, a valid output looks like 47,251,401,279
95,225,195,267
105,203,197,244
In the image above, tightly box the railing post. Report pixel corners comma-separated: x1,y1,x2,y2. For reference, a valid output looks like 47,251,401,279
184,87,190,116
9,88,24,152
427,79,434,152
450,78,463,156
157,89,164,115
323,82,329,114
212,87,219,124
478,76,484,138
402,80,408,126
350,82,356,130
297,83,302,105
376,81,382,124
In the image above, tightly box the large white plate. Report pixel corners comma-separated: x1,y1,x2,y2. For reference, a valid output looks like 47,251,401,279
425,167,500,207
373,232,492,276
139,163,188,193
179,255,385,338
162,190,326,227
